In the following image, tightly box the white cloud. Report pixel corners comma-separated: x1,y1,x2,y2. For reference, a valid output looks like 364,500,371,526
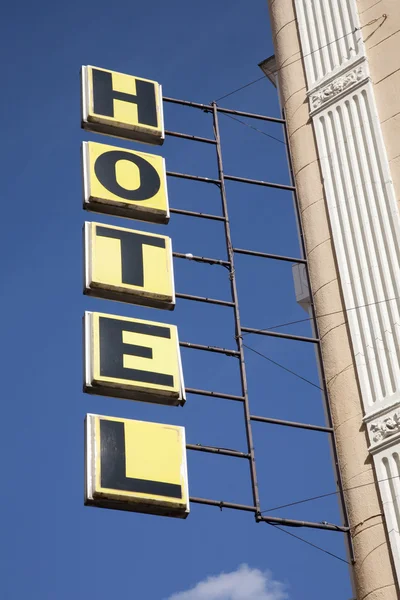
165,564,288,600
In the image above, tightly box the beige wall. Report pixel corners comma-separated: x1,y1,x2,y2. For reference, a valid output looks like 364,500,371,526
357,0,400,207
267,0,399,598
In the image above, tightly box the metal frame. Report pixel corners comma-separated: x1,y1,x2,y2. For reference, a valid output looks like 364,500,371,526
163,96,353,546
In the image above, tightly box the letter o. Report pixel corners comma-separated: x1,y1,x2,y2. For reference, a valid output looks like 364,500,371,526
94,150,161,201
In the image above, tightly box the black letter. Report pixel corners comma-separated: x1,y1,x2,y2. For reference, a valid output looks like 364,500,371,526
92,69,158,127
99,317,174,387
100,419,181,498
96,227,166,287
95,150,161,201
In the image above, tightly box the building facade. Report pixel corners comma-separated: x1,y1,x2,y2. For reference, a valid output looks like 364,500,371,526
266,0,400,598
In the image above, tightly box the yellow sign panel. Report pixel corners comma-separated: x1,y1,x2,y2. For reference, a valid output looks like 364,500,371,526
84,222,175,310
82,141,169,223
81,65,164,145
85,414,189,518
84,311,185,405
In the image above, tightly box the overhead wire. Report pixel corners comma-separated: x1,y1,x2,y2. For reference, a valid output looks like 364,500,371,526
262,473,400,515
210,15,387,153
241,295,400,337
259,457,400,567
243,342,323,391
264,521,350,565
215,75,267,103
213,15,386,104
220,111,286,145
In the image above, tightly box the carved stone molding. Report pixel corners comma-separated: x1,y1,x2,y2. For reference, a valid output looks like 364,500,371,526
309,64,367,112
370,411,400,445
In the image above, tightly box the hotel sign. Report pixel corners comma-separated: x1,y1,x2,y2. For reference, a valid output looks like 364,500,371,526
82,141,169,223
85,414,189,518
84,222,175,308
84,312,185,405
81,66,164,145
81,65,189,518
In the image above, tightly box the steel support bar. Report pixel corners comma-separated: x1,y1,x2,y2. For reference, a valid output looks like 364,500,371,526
233,247,307,264
250,414,333,433
212,102,261,516
258,515,348,532
186,444,250,459
190,497,257,512
176,292,234,307
241,326,319,344
170,208,225,222
185,387,244,402
224,174,296,192
165,130,217,145
189,498,348,531
216,106,286,124
162,96,286,124
180,341,240,357
163,96,211,110
173,252,230,267
167,171,220,185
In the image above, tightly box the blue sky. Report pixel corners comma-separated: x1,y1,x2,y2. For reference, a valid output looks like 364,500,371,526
0,1,352,598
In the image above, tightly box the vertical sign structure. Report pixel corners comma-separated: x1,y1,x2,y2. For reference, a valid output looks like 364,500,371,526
81,65,189,518
79,64,351,549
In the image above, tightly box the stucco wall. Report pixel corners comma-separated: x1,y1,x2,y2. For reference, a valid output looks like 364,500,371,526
267,0,399,598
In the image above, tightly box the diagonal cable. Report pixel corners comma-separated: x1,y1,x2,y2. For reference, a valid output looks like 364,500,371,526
220,112,286,145
243,343,323,391
264,521,350,565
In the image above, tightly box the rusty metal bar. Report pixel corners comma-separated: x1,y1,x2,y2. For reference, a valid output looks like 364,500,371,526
173,252,230,267
189,498,348,531
216,105,286,124
167,171,220,185
162,96,286,124
180,341,240,357
190,497,257,512
241,326,319,344
165,130,217,144
233,247,307,264
185,387,244,402
250,414,333,433
224,174,296,192
258,515,348,532
176,292,234,307
212,102,261,517
170,208,225,222
163,96,212,110
186,444,250,459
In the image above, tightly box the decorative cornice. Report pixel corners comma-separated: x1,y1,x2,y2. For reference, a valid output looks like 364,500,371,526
307,56,366,95
309,63,368,113
363,396,400,424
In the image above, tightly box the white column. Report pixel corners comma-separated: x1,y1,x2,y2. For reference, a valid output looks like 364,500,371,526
293,0,400,579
